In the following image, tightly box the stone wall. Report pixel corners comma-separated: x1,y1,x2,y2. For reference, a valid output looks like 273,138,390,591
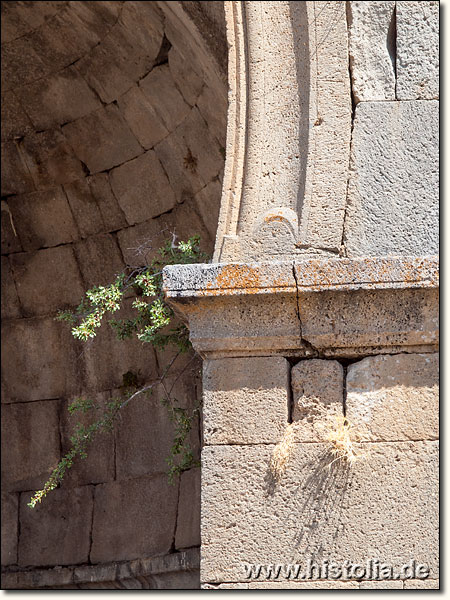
1,0,226,588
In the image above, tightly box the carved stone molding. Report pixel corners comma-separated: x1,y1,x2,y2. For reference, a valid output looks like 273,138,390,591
215,1,351,262
163,256,439,359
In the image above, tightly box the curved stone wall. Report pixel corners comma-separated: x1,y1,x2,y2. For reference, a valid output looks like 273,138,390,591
1,0,227,586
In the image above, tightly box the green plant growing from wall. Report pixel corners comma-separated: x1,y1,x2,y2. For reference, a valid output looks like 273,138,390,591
28,235,208,509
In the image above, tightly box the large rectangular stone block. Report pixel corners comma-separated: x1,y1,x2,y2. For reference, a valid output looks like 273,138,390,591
15,65,101,131
1,256,21,319
175,467,201,550
90,475,178,563
110,150,176,225
86,173,128,232
344,101,438,257
1,317,82,403
19,486,94,567
63,178,105,239
347,2,396,102
1,492,18,565
1,400,60,492
73,233,125,288
20,129,85,191
7,187,78,251
59,392,115,488
291,359,343,442
396,1,439,100
62,104,143,173
346,353,438,441
118,85,169,150
201,441,438,583
203,356,290,445
140,64,191,133
9,245,85,316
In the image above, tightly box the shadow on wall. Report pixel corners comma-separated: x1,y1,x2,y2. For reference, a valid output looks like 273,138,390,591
1,0,227,578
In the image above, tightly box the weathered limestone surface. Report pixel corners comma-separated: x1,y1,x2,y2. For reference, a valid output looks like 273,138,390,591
203,357,290,445
90,475,179,563
59,393,115,488
346,353,439,441
347,2,396,102
291,360,343,442
344,101,439,257
1,256,21,319
7,188,79,251
396,1,439,100
110,150,177,225
201,442,438,583
19,486,94,567
62,105,143,174
175,468,201,550
404,579,439,589
1,492,18,565
1,400,60,492
118,86,169,150
1,318,81,403
359,581,404,589
10,246,85,316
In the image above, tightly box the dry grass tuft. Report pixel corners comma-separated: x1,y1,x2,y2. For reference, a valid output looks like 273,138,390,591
321,414,368,469
270,423,296,480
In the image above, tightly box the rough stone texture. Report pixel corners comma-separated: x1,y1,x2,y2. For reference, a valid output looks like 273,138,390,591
249,581,360,589
299,287,438,355
359,581,404,589
344,101,439,257
194,179,222,241
82,301,158,392
203,357,290,444
110,150,177,225
175,468,201,550
63,178,106,239
155,107,223,203
1,140,36,196
90,475,179,563
1,256,22,319
114,382,179,479
73,233,125,288
85,173,128,233
168,46,203,107
62,105,143,174
396,1,439,100
291,360,343,442
1,492,18,565
346,353,438,441
118,86,169,150
1,317,82,403
1,400,60,492
9,246,85,316
19,129,85,191
19,486,94,567
7,187,79,251
347,2,396,102
15,66,101,131
75,3,163,104
404,579,439,589
1,0,226,577
59,393,115,488
140,64,191,132
201,441,438,583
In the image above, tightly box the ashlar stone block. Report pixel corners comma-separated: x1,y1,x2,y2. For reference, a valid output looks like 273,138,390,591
203,356,289,445
90,475,178,563
344,100,438,257
396,1,439,100
291,360,343,442
1,400,60,493
346,353,438,441
201,441,438,583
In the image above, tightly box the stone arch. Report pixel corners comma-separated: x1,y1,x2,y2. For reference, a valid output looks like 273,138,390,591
1,0,227,586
